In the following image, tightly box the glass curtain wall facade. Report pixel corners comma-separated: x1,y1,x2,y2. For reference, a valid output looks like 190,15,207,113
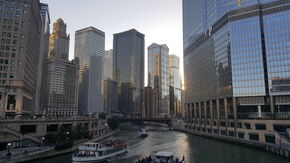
113,29,144,117
148,43,170,118
75,27,105,115
183,0,290,144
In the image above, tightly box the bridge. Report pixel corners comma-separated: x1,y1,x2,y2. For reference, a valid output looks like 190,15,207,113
119,117,172,128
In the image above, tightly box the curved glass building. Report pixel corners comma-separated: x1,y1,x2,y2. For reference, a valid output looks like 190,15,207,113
183,0,290,144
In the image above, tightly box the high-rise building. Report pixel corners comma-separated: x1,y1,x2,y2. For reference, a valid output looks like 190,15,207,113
104,49,113,80
104,79,118,115
113,29,144,117
35,3,50,113
168,54,182,118
144,86,159,118
48,18,69,60
148,43,170,117
75,27,105,114
40,19,79,117
0,0,42,117
40,57,79,117
183,0,290,144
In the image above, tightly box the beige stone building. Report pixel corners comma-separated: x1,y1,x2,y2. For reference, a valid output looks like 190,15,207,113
0,0,43,117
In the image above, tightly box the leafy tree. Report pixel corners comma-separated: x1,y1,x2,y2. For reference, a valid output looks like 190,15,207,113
108,116,120,130
99,112,107,119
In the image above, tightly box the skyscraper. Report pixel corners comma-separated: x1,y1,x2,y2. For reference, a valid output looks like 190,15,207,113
48,18,69,60
104,49,113,80
148,43,170,118
169,54,182,118
113,29,144,117
75,27,105,114
0,0,42,117
35,3,50,113
40,19,79,117
183,0,290,144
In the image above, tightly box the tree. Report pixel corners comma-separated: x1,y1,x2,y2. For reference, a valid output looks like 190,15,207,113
99,112,106,119
108,116,120,130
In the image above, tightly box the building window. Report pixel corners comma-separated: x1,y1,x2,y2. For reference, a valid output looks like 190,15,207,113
255,124,266,130
265,135,275,144
238,132,244,139
244,123,251,129
249,133,259,141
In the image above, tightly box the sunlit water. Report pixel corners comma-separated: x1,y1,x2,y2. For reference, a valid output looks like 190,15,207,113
31,122,288,163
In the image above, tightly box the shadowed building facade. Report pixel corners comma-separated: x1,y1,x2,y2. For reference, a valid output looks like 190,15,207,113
75,27,105,115
0,0,42,117
183,0,290,144
113,29,144,117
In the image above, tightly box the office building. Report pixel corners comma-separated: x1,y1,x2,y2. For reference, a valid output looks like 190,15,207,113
169,54,182,118
0,0,42,117
75,27,105,114
40,57,79,117
113,29,144,117
104,49,113,80
144,86,159,118
48,18,69,60
104,79,118,115
183,0,290,144
148,43,170,117
40,19,79,117
35,3,50,113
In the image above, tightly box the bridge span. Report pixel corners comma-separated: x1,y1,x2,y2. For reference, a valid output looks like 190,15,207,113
119,117,172,128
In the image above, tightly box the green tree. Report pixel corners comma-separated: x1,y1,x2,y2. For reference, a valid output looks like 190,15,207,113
108,117,120,130
99,112,107,119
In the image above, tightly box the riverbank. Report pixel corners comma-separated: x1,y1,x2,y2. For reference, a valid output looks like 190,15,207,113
173,128,290,159
3,129,120,163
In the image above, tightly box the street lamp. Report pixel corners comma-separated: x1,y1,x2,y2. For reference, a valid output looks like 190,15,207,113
42,137,45,147
66,132,70,141
7,142,11,156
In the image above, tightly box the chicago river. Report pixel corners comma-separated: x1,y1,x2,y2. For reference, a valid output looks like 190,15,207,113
32,123,288,163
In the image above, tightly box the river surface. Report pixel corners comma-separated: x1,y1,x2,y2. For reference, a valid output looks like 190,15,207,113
32,122,289,163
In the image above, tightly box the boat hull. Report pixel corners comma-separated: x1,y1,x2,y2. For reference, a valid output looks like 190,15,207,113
72,148,128,163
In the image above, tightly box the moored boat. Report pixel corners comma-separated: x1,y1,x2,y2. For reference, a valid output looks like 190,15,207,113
138,128,149,137
136,151,185,163
72,139,128,162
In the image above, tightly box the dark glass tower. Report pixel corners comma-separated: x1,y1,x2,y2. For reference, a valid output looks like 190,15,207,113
113,29,145,117
183,0,290,143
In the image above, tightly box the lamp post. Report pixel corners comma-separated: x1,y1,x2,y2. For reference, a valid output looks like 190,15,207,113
42,137,45,147
66,131,70,141
7,142,11,156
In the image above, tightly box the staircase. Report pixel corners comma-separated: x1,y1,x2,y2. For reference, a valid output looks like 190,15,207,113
0,128,41,144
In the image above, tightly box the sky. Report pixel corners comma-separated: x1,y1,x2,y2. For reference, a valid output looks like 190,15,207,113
40,0,183,85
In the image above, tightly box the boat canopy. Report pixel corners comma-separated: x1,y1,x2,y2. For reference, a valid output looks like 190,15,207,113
155,151,173,158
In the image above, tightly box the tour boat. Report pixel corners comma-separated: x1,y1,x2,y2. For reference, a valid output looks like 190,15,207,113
136,151,185,163
72,139,128,162
138,128,149,137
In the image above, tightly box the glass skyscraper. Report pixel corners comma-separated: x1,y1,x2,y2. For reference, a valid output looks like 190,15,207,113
183,0,290,144
148,43,170,118
75,27,105,115
113,29,144,117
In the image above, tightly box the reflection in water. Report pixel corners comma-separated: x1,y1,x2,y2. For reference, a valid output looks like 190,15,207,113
32,122,288,163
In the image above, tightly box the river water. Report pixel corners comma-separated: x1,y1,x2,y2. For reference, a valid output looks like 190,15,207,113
32,122,288,163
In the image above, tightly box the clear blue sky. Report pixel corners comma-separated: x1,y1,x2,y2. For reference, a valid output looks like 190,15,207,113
41,0,183,83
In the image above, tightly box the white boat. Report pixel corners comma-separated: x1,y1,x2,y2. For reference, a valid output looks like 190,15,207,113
136,151,185,163
72,140,128,162
138,128,149,137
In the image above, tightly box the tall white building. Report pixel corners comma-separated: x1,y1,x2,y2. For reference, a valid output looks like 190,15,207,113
104,49,113,80
75,27,105,114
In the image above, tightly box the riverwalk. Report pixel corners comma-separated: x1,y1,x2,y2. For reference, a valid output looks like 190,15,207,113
0,129,120,163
